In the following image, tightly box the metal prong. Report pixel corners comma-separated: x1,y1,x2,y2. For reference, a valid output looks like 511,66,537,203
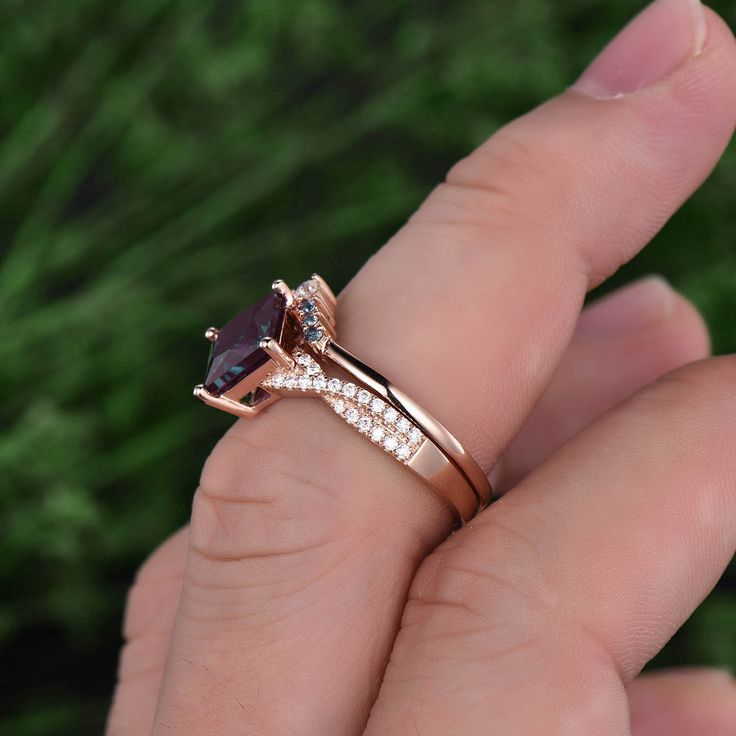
192,383,265,418
204,327,219,342
259,337,295,369
271,279,294,307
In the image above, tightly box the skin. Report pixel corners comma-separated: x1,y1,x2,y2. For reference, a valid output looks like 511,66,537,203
108,2,736,734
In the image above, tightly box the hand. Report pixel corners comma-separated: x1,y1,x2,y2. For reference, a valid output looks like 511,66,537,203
107,1,736,734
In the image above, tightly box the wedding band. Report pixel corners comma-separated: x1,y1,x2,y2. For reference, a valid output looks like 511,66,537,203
193,275,492,523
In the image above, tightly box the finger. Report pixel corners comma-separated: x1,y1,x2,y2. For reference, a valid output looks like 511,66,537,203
628,669,736,736
106,528,188,736
106,280,707,733
364,356,736,735
497,276,710,489
154,1,736,732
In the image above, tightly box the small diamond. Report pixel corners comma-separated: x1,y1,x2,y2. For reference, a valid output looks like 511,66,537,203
313,375,327,391
333,399,345,414
298,375,311,390
358,417,372,433
382,435,399,452
303,313,319,328
408,427,423,445
357,389,371,405
299,299,316,314
370,398,386,414
270,373,284,388
306,362,320,375
295,353,310,366
396,444,411,461
384,408,398,424
284,375,297,389
397,417,411,434
295,278,318,298
370,426,385,443
327,378,342,393
346,408,360,424
305,327,323,342
342,382,357,398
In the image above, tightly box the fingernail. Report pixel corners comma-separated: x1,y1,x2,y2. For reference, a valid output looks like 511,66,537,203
574,0,707,99
577,276,677,338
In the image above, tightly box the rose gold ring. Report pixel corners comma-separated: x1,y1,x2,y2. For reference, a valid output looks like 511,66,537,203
193,274,492,523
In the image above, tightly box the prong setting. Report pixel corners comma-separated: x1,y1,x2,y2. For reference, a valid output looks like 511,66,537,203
259,336,296,370
271,279,294,307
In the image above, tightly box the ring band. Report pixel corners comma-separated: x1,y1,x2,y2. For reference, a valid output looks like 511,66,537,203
193,274,492,523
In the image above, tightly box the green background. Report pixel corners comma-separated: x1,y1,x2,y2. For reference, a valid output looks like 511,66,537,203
1,0,734,733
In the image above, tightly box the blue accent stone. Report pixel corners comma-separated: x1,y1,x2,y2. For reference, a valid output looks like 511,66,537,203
299,299,316,313
305,327,323,342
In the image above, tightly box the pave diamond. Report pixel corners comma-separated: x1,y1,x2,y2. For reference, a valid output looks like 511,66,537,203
358,417,372,433
397,417,412,434
408,427,422,445
370,398,386,414
357,389,371,405
342,382,357,398
370,426,385,443
382,435,399,452
306,362,320,375
327,378,342,393
270,373,284,388
284,375,297,389
295,353,311,366
346,408,360,424
313,375,327,390
384,408,398,424
298,375,311,390
333,398,345,414
204,291,286,396
396,444,411,461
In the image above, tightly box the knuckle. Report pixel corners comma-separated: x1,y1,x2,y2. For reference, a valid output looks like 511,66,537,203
191,408,345,555
405,506,556,644
402,123,580,280
444,125,568,228
181,408,374,621
449,126,550,193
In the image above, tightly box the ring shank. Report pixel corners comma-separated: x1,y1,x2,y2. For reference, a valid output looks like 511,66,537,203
325,340,492,522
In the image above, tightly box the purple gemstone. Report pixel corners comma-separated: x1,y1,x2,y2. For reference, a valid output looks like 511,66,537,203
204,291,286,396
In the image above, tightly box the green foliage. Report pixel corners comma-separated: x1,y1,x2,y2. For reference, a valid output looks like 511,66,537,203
1,1,734,732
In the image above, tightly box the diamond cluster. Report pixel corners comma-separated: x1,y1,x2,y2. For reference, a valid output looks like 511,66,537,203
262,350,425,464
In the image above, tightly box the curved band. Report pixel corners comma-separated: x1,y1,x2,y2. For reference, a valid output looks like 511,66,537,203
325,341,492,517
